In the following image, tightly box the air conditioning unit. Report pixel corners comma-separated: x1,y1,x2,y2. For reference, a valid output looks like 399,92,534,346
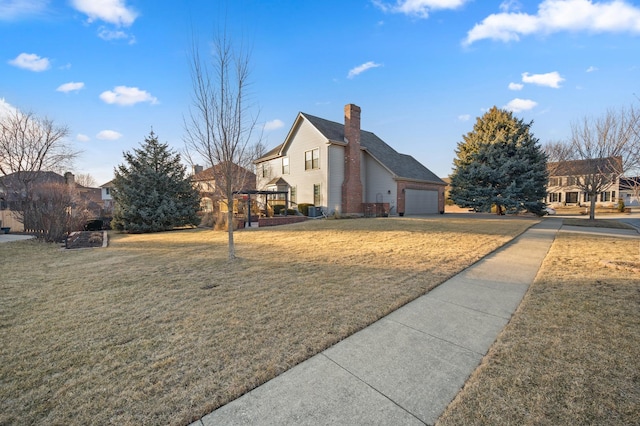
308,206,318,217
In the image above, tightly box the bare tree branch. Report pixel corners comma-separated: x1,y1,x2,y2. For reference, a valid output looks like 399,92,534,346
547,103,640,219
183,29,262,260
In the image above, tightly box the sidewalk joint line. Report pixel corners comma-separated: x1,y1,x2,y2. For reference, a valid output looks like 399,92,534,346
320,353,428,425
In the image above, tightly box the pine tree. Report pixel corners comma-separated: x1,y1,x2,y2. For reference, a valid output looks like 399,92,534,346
450,107,548,215
112,131,201,232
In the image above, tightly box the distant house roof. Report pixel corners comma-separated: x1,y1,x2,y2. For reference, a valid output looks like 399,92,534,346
191,162,257,191
548,156,623,176
0,171,102,216
620,176,640,188
256,112,445,185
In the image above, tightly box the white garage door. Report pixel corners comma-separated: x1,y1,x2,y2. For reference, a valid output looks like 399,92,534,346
405,189,439,215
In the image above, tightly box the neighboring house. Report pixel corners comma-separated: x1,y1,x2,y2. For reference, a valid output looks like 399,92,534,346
0,171,102,232
100,180,115,214
191,162,256,213
619,176,640,206
254,104,446,216
546,157,622,206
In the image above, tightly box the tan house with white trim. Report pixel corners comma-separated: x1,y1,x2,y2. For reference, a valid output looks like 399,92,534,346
254,104,445,216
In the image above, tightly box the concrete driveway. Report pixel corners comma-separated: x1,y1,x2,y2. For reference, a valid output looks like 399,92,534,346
0,234,35,243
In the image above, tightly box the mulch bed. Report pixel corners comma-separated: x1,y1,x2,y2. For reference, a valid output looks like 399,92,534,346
65,231,105,249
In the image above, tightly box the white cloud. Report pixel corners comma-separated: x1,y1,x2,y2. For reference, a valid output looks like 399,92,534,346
458,114,471,121
76,133,91,142
98,26,136,43
99,86,158,106
522,71,565,88
464,0,640,45
0,98,17,117
56,82,85,93
586,65,598,72
96,130,122,140
504,98,538,112
373,0,469,18
70,0,137,26
264,119,284,131
508,82,524,90
0,0,48,21
347,61,383,79
499,0,522,13
8,52,50,71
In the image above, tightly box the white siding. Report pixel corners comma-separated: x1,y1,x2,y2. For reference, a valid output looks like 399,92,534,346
327,144,345,214
255,158,280,189
256,118,331,210
363,155,396,209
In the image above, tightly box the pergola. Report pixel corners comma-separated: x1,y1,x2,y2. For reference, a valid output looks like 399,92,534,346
233,189,290,227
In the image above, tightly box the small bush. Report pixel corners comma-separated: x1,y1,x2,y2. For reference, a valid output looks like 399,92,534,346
273,205,297,216
199,212,215,228
298,203,313,216
88,232,102,244
214,213,244,231
617,198,625,212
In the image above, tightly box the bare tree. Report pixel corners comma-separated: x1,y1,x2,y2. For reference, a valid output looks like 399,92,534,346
0,108,76,179
548,104,640,219
183,30,262,260
0,108,78,225
22,181,90,242
74,173,97,187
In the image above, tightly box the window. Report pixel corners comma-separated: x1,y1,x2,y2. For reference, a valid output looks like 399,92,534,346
260,163,270,178
105,188,111,196
548,193,560,202
305,148,319,170
282,157,289,174
290,186,296,204
548,177,559,187
313,184,321,206
567,177,577,186
584,193,592,202
600,191,615,202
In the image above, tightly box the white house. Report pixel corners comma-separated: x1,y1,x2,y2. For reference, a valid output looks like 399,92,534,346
254,104,445,216
100,180,115,213
546,157,622,207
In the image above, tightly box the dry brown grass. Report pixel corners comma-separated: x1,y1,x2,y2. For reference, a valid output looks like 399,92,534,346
0,216,535,425
563,217,636,229
437,232,640,426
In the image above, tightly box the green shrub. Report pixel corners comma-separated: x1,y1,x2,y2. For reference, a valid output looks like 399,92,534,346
272,205,297,216
298,203,313,216
617,198,625,212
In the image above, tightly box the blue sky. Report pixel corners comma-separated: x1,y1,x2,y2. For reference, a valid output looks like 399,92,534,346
1,0,639,185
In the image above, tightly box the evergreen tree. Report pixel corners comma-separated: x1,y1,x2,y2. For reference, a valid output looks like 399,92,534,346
450,107,548,215
112,131,201,232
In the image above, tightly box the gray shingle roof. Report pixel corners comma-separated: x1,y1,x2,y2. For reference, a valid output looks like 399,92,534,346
302,113,444,184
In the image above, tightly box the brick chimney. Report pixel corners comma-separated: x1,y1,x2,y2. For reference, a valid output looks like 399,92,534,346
342,104,363,214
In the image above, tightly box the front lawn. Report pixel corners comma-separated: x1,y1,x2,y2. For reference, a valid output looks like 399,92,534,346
0,216,534,425
437,231,640,425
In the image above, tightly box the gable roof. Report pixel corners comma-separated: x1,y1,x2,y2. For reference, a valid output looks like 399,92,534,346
620,176,640,188
548,156,622,177
256,112,444,185
192,162,256,183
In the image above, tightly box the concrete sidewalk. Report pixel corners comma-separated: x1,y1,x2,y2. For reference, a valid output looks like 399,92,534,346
191,219,563,426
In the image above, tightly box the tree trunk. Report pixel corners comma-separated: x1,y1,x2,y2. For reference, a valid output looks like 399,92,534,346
227,208,235,260
589,193,597,220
